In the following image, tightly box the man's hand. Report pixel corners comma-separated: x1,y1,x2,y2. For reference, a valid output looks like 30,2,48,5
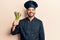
13,20,19,26
11,20,19,32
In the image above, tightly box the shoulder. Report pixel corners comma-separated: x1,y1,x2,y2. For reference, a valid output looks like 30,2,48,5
35,17,43,23
19,17,27,23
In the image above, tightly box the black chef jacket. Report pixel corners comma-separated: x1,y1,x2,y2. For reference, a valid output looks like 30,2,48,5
11,17,45,40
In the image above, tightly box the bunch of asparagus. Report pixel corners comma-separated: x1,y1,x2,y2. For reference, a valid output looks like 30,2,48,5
14,11,21,20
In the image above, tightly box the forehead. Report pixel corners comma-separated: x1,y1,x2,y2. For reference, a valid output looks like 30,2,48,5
28,7,35,10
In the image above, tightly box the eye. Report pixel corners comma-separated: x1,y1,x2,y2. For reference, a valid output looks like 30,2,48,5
32,9,34,11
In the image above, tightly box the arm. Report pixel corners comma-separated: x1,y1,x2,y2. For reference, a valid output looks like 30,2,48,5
11,20,20,35
39,21,45,40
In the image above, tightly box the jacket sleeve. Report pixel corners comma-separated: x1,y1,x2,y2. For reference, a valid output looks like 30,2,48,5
10,21,21,35
39,21,45,40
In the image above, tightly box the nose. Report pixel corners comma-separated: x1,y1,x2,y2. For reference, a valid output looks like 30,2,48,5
30,9,33,12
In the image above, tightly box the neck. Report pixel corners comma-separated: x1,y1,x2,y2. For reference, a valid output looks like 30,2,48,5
28,16,35,21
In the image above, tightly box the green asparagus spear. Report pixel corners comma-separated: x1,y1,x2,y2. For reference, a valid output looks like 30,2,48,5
14,11,21,20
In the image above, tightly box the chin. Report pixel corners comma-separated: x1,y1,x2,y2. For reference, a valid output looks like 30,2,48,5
28,15,34,18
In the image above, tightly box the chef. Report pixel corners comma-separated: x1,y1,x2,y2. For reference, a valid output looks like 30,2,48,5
11,0,45,40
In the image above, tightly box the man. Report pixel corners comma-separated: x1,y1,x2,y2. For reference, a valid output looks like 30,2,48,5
11,0,45,40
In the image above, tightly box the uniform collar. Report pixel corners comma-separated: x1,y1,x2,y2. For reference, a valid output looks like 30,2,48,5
26,17,36,22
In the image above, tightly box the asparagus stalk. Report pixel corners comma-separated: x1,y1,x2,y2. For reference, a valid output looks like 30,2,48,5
14,11,21,20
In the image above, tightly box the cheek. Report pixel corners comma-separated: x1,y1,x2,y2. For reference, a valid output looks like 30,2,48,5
32,10,35,13
27,10,30,13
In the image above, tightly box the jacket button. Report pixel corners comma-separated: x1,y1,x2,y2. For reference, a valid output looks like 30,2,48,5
32,34,34,36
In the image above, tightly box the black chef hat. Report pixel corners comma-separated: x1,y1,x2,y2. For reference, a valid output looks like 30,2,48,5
24,1,38,9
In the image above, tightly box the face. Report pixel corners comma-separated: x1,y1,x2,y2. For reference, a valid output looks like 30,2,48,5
27,7,35,18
